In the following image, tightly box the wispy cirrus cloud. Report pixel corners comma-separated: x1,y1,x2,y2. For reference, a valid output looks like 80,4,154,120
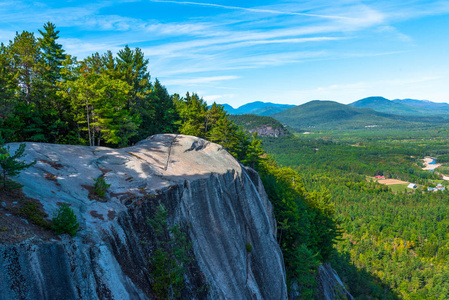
2,0,448,105
163,75,239,86
149,0,353,20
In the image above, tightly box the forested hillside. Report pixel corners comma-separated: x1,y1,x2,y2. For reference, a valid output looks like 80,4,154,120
260,129,449,299
271,100,449,130
0,23,342,298
222,101,294,116
350,97,449,116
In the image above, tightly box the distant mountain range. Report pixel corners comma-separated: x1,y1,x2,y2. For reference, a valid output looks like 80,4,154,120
221,97,449,130
349,97,449,115
222,97,449,117
221,101,295,116
271,100,449,130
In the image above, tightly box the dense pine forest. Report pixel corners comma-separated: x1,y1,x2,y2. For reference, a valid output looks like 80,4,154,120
260,127,449,299
0,23,341,297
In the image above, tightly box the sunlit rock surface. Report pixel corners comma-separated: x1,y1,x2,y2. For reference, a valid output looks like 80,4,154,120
0,134,287,300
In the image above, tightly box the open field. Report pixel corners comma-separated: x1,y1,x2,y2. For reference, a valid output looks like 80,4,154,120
389,183,411,193
377,179,410,185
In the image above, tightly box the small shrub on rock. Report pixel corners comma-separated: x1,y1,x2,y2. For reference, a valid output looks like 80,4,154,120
52,203,79,237
94,176,110,198
20,200,51,229
246,243,252,253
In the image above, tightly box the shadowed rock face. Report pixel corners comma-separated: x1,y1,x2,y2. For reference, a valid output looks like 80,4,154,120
0,134,287,300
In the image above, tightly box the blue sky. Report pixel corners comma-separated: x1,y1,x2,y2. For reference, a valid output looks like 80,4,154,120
1,0,448,107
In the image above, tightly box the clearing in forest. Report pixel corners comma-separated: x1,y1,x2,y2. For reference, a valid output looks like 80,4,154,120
422,156,441,170
376,179,409,185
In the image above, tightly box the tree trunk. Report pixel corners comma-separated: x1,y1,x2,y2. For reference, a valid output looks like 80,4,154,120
85,94,92,146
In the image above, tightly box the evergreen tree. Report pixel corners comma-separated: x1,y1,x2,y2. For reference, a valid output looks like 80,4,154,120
37,22,69,143
116,45,154,141
241,132,265,169
0,43,18,141
60,57,139,147
116,45,151,109
0,136,36,190
150,78,179,134
8,31,41,104
175,92,207,137
208,116,241,157
38,22,66,83
8,30,47,142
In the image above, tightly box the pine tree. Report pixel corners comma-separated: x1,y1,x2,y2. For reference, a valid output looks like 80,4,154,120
242,132,265,169
150,79,179,134
0,43,18,141
37,22,70,143
60,58,139,147
0,136,36,190
8,31,41,104
38,22,66,83
116,45,151,110
175,92,207,137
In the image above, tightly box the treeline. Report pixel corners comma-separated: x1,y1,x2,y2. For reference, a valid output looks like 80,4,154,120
0,22,179,146
0,23,342,297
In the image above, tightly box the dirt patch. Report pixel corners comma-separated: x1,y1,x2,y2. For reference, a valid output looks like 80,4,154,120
40,159,64,170
90,210,104,220
107,210,117,220
110,191,134,201
0,189,58,244
44,172,60,186
422,157,441,170
81,184,107,202
99,167,112,175
377,179,410,185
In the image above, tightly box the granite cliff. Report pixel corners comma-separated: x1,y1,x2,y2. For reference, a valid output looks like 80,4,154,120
0,134,350,299
0,134,286,299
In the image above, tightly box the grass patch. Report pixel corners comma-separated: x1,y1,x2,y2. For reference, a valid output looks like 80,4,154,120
389,183,411,193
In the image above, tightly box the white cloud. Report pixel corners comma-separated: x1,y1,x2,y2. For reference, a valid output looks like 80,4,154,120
203,94,236,103
150,0,353,20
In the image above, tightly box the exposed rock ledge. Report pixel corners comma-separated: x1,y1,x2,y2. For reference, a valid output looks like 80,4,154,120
0,134,287,299
247,125,287,137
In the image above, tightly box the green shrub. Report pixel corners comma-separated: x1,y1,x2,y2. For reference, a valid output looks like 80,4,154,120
94,176,110,198
147,204,192,299
52,203,79,237
0,137,36,190
20,200,51,229
246,243,252,253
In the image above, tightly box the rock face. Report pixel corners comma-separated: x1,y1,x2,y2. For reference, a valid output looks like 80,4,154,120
0,134,287,300
316,264,354,300
247,125,287,137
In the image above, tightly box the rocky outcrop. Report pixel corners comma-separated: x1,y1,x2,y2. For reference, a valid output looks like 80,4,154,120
0,134,287,300
247,125,287,137
316,264,354,300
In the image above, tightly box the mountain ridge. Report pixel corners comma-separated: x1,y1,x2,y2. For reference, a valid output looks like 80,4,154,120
271,100,449,130
221,101,295,115
349,96,449,115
